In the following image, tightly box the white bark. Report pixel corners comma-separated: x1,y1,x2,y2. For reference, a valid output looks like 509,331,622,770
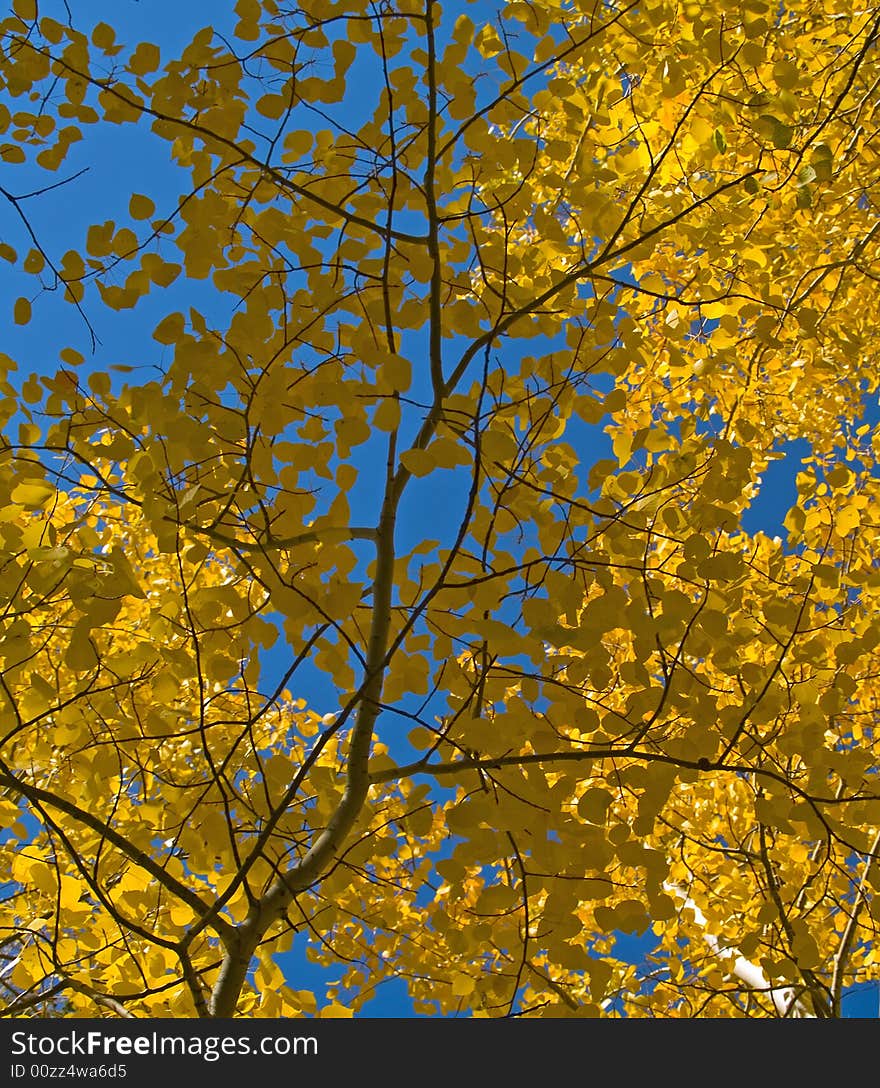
664,883,812,1017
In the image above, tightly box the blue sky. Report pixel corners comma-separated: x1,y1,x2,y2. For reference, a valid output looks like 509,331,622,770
1,0,877,1018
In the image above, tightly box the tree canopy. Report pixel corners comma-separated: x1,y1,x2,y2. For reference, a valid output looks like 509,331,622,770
0,0,879,1018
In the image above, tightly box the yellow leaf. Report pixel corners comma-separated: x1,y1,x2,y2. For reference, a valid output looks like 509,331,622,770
59,875,84,910
578,787,613,824
12,0,36,21
373,398,401,432
11,480,53,507
153,312,185,344
59,345,82,367
319,1002,354,1018
129,194,156,220
400,447,436,477
383,354,412,392
92,23,117,51
64,630,99,673
129,42,161,75
87,222,114,257
480,428,518,462
24,248,45,273
13,297,31,325
837,504,859,535
429,436,472,469
256,94,288,120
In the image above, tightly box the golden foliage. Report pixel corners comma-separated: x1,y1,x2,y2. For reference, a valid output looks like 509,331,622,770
0,0,878,1018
